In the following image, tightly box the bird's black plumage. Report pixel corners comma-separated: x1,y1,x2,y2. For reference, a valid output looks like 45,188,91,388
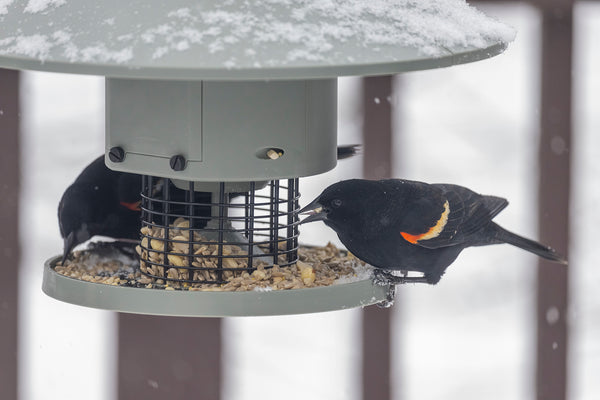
300,179,567,284
58,156,141,263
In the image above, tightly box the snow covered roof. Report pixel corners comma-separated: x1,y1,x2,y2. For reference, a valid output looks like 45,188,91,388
0,0,515,79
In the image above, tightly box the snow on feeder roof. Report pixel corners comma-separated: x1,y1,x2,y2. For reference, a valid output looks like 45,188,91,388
0,0,515,79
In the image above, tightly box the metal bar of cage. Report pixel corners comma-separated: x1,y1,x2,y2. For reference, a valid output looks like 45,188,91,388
138,178,300,285
217,182,225,281
272,180,280,263
187,180,195,281
247,181,255,267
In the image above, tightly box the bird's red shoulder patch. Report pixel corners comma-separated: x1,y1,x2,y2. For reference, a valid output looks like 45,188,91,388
401,200,450,244
120,201,141,211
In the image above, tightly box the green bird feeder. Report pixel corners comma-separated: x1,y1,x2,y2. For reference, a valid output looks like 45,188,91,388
0,0,514,316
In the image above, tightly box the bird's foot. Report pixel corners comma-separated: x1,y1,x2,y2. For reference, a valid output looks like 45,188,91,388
376,285,396,308
373,269,395,286
373,269,430,286
372,269,431,308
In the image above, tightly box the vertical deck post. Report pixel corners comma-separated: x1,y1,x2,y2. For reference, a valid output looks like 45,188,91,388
536,5,572,400
118,315,222,399
361,75,395,400
0,68,20,400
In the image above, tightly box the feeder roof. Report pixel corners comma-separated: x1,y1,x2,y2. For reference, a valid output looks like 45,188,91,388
0,0,515,80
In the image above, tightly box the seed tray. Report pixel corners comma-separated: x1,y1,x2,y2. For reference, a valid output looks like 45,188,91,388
43,243,392,317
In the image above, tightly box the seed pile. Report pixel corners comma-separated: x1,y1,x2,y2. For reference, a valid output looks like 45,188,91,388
54,244,140,287
55,241,373,292
137,217,272,283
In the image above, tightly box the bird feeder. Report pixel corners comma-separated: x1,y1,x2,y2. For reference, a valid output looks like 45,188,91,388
0,0,514,316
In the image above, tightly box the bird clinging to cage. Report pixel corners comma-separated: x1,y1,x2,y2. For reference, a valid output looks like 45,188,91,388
300,178,567,285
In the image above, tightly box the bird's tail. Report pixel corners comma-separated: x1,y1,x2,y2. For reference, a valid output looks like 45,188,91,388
491,223,567,264
336,145,361,160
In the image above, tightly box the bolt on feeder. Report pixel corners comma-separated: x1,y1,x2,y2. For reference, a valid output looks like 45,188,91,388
0,0,514,316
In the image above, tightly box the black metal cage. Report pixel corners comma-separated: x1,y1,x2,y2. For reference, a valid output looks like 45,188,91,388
138,176,300,285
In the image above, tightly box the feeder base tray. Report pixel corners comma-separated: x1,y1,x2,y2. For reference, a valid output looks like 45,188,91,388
43,253,392,317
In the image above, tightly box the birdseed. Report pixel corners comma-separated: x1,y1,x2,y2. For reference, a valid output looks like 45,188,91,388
54,242,373,292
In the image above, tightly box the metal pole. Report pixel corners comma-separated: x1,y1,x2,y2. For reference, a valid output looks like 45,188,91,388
0,68,20,400
361,75,395,400
536,5,572,400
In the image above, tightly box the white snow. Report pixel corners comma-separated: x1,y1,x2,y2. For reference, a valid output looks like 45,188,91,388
0,0,15,15
0,35,54,60
570,3,600,398
19,73,111,400
167,8,192,19
23,0,65,14
0,30,133,63
0,0,514,67
334,263,375,285
253,286,273,292
75,45,133,63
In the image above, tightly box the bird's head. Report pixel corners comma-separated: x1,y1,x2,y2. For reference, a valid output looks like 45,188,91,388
299,179,381,232
58,183,109,264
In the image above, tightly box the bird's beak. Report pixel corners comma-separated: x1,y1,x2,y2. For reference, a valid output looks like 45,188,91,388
61,232,76,265
61,224,91,265
298,198,327,224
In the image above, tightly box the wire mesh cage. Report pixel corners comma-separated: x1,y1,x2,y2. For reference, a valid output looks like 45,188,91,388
138,176,300,284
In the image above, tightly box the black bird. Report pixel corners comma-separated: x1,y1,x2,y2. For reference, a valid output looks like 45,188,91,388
58,146,361,263
58,156,142,264
300,179,567,284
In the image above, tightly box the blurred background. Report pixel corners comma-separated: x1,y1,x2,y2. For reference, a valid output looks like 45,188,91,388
1,2,598,399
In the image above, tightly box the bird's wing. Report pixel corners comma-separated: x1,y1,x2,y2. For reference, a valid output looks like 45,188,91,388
404,184,508,249
57,195,67,238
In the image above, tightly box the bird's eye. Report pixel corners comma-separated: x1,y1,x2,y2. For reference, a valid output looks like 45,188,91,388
331,199,343,208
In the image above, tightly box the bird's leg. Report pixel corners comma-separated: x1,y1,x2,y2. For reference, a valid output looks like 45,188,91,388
372,269,397,286
398,276,430,284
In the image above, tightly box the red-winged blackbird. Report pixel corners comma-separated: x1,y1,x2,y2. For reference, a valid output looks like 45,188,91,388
299,179,567,284
58,145,360,263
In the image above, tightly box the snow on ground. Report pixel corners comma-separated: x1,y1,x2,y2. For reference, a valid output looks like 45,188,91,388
16,3,599,400
18,73,115,400
571,3,600,399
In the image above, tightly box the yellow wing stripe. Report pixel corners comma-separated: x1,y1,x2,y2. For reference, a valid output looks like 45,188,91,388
401,200,450,244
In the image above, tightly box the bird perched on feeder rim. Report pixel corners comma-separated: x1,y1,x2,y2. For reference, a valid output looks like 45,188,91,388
58,145,361,264
299,178,567,285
